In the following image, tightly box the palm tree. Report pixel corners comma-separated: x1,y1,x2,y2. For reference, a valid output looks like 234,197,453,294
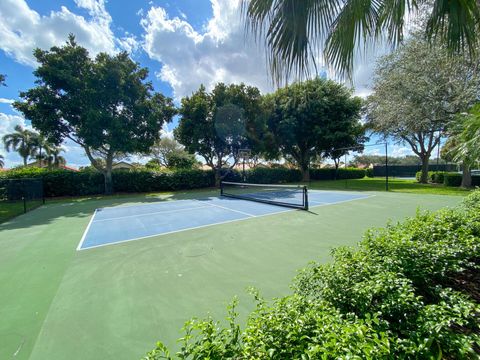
3,125,37,166
45,146,66,169
450,103,480,187
0,154,4,168
32,134,54,167
243,0,480,82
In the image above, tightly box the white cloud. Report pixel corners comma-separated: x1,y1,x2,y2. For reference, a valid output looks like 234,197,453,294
140,0,387,100
0,0,137,67
141,1,274,100
0,98,14,104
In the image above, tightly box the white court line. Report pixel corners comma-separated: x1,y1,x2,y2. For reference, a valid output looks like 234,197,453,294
92,205,211,223
77,205,290,251
195,199,257,217
97,198,198,212
76,209,98,250
77,193,375,251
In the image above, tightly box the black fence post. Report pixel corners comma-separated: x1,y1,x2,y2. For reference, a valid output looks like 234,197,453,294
385,142,389,191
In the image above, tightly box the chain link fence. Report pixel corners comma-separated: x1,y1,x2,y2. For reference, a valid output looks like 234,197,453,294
0,178,45,222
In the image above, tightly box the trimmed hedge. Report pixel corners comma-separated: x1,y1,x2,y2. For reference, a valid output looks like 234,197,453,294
0,168,215,197
246,167,302,183
415,171,480,187
0,166,365,197
145,190,480,359
310,167,365,180
443,172,463,187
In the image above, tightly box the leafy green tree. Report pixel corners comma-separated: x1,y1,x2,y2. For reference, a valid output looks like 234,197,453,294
14,35,176,194
444,104,480,187
366,32,480,183
265,78,363,181
176,83,264,186
166,152,197,169
145,158,162,170
150,137,191,167
351,154,423,167
243,0,480,81
3,125,37,166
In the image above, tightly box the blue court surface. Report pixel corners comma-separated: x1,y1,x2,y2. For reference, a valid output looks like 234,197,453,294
77,191,372,250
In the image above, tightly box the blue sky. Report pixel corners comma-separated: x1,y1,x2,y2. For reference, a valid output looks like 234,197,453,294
0,0,412,168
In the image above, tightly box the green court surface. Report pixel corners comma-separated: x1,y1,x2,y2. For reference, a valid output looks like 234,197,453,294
0,190,463,360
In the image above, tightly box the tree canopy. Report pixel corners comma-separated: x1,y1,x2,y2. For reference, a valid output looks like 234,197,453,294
444,103,480,187
366,31,480,183
175,83,265,185
264,77,363,181
243,0,480,82
14,35,176,194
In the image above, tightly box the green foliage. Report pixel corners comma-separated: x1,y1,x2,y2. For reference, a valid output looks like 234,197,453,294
310,167,365,180
265,77,364,181
176,83,264,185
246,167,302,184
3,125,38,166
14,35,176,194
145,190,480,359
365,168,374,178
415,171,446,184
444,172,463,187
366,30,480,184
165,152,197,169
0,167,363,197
0,168,213,197
244,0,480,82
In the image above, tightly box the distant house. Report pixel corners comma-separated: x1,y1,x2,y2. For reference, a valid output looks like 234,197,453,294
112,161,134,170
26,160,78,171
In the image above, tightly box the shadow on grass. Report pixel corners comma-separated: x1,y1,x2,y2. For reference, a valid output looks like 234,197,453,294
308,178,470,195
0,187,220,231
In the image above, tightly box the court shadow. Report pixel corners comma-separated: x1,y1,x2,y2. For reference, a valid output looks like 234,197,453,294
0,188,220,232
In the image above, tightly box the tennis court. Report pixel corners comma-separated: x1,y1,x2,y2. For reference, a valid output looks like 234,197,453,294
78,186,372,250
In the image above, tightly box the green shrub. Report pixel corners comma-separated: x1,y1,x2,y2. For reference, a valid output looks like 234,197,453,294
310,167,365,180
246,167,302,183
145,190,480,359
0,168,215,197
444,172,462,187
431,171,445,183
337,167,366,179
366,168,374,178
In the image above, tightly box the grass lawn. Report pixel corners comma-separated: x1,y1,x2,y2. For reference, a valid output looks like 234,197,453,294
0,185,468,360
0,200,44,224
308,177,471,195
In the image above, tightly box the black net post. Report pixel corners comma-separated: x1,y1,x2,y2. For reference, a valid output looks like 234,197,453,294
303,186,309,211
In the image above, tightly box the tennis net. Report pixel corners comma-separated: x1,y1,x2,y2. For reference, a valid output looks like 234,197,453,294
220,181,308,210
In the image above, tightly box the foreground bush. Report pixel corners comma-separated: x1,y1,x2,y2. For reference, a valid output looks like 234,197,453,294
144,191,480,359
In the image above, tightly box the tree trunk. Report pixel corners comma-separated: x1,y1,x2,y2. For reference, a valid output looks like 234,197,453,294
461,164,472,188
333,159,340,180
301,165,310,182
419,156,429,183
104,153,114,195
23,156,27,166
214,168,222,187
